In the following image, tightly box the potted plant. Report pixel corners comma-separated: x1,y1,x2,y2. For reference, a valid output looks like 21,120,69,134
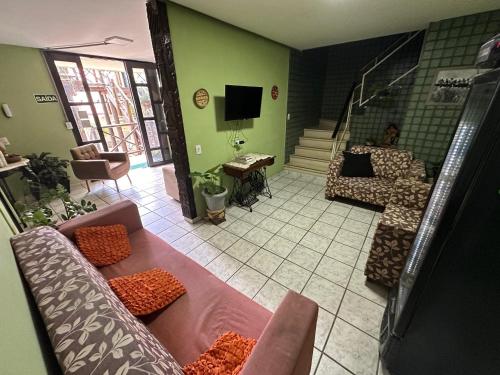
22,152,70,199
16,185,97,228
190,165,228,212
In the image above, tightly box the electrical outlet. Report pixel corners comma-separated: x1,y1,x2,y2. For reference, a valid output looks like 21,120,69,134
195,144,202,154
65,121,73,130
287,113,291,120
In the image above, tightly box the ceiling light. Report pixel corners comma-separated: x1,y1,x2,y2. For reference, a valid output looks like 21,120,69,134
47,36,134,50
104,36,134,46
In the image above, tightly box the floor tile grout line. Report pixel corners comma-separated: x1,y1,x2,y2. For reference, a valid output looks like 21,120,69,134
87,168,384,375
314,238,376,375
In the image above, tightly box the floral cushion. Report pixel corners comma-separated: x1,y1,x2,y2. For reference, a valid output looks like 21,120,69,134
388,178,432,211
11,226,183,375
351,145,412,180
334,176,394,207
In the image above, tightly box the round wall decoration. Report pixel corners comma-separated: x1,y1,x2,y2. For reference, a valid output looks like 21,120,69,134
271,85,279,100
193,88,209,108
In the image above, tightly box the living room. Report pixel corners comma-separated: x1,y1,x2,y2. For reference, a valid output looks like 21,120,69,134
1,1,499,375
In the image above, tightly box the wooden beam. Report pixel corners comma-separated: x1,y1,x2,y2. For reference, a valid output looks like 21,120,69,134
146,0,197,219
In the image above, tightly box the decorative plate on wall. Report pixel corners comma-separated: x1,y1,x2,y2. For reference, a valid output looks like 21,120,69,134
271,85,279,100
193,88,209,108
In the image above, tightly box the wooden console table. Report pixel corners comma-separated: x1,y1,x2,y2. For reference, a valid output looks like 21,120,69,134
223,154,275,211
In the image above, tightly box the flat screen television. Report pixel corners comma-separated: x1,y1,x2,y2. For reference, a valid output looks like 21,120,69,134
225,85,263,121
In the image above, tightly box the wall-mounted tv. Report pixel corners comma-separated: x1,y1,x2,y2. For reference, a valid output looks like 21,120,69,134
225,85,263,121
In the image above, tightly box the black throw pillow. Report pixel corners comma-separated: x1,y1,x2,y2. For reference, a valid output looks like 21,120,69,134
340,152,375,177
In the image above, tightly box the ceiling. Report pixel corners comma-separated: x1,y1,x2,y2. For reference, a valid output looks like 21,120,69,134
0,0,155,61
0,0,498,62
172,0,499,49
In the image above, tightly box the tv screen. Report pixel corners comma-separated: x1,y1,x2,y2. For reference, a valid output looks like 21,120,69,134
225,85,263,121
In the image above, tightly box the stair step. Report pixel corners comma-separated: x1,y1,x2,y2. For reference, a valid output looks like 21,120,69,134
294,146,331,160
304,128,333,139
318,119,336,129
299,137,333,150
289,155,330,172
284,164,327,176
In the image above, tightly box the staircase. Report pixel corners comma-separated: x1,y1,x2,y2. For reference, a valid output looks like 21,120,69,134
284,119,349,175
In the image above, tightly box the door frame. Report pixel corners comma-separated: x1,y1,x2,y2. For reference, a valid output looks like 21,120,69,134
147,0,197,219
44,51,109,149
125,60,171,167
44,50,171,167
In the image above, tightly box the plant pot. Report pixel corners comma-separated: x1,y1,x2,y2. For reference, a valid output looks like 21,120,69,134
201,188,228,211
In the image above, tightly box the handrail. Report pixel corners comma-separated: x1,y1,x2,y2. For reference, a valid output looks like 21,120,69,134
331,95,354,160
360,30,423,106
332,81,357,139
359,32,414,74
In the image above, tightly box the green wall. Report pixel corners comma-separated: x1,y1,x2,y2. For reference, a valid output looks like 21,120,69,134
0,44,76,197
0,44,75,161
167,3,290,215
0,199,56,374
398,10,500,164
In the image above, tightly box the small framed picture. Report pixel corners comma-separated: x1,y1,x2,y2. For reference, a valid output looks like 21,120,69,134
426,67,487,106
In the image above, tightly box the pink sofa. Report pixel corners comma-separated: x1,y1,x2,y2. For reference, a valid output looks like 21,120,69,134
49,200,318,374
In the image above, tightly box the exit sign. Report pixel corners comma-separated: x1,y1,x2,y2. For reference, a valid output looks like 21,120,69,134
34,94,58,103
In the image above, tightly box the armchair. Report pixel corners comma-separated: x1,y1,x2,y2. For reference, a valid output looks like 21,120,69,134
364,177,432,287
70,144,131,192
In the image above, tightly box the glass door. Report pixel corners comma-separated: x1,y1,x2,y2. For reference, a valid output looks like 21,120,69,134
80,57,145,165
126,61,172,167
45,52,107,150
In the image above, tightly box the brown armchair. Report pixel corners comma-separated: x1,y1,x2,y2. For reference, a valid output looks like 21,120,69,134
70,144,131,192
364,178,432,287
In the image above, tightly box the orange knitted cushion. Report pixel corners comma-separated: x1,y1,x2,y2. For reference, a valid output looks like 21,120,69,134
108,268,186,316
74,224,131,266
183,332,256,375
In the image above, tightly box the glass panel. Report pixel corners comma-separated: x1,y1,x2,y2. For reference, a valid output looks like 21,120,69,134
101,124,143,155
151,149,163,163
144,120,160,148
70,105,100,142
54,61,89,103
81,57,138,127
146,69,161,102
137,86,154,117
133,68,147,84
154,103,167,132
396,80,496,321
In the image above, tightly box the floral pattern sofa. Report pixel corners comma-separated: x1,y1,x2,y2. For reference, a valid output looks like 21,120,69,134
364,178,432,287
325,145,426,207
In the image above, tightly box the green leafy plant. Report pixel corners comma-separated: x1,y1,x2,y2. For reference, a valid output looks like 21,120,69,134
189,165,225,195
22,153,70,196
16,185,97,228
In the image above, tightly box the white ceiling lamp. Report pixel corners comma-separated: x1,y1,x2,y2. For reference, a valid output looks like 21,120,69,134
47,36,134,50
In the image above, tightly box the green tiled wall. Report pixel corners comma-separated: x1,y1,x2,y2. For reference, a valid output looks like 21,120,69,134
398,10,500,164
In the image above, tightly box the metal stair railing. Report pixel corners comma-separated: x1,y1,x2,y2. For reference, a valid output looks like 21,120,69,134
359,30,423,107
330,94,355,160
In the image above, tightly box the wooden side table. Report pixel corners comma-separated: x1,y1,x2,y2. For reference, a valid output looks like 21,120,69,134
223,154,275,212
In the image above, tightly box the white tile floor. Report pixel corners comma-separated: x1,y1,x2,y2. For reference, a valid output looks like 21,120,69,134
62,166,388,375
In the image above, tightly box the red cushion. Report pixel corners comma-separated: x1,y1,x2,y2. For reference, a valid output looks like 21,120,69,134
74,224,131,266
108,268,186,316
183,332,256,375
